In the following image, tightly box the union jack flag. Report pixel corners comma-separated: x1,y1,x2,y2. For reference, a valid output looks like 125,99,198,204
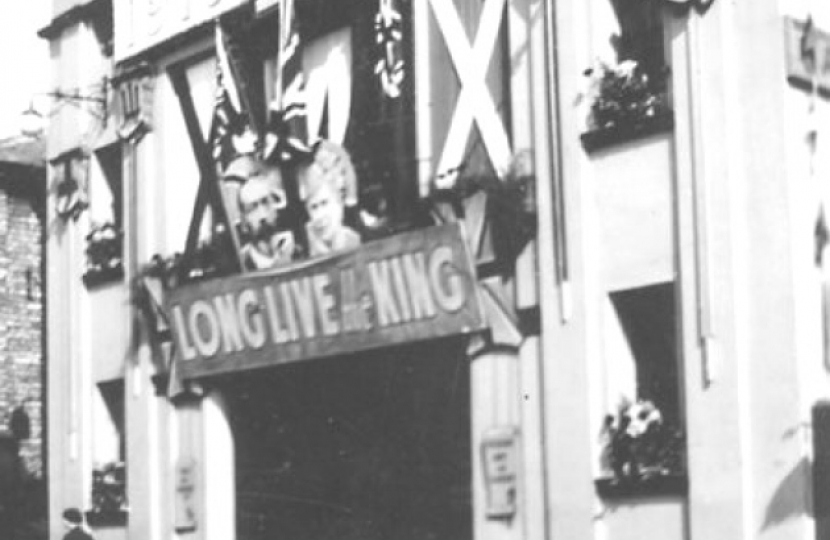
209,21,250,170
264,0,310,163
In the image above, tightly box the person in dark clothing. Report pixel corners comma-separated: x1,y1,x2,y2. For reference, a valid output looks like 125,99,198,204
62,508,93,540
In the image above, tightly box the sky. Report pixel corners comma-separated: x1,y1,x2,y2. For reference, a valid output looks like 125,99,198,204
0,1,50,139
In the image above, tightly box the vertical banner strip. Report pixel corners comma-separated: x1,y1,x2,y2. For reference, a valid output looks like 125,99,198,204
413,0,433,198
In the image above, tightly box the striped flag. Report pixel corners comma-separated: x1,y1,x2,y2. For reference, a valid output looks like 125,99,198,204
209,21,250,170
264,0,310,163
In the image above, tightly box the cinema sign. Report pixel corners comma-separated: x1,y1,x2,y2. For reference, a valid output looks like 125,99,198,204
166,223,487,379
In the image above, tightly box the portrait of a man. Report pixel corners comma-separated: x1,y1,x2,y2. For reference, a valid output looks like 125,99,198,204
225,154,297,271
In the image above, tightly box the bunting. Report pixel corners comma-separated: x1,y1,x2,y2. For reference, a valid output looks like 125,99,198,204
265,0,310,163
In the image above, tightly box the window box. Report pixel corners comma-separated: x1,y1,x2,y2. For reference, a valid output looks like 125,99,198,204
581,110,674,153
82,264,124,288
578,56,672,153
595,473,687,499
85,509,128,528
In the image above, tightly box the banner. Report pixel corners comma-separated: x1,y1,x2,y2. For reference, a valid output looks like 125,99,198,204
165,223,486,379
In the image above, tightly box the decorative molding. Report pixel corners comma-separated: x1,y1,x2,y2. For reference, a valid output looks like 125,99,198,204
37,0,109,41
113,63,155,143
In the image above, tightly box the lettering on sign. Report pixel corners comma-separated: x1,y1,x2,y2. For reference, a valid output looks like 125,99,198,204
174,458,198,532
114,0,247,62
165,224,487,379
784,17,830,95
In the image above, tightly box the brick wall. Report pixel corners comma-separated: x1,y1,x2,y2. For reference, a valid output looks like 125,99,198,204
0,180,44,479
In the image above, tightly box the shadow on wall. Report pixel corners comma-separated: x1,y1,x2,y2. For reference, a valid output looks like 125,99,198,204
762,457,812,532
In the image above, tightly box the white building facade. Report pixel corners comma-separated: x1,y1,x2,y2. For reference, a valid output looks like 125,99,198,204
42,1,830,540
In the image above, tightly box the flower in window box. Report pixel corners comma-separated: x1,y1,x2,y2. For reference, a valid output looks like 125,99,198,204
581,59,670,133
600,399,685,482
85,222,123,274
89,461,128,517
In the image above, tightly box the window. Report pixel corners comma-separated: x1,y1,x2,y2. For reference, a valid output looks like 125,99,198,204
609,0,666,80
83,143,124,286
606,283,679,425
90,380,128,525
91,143,123,229
598,282,686,496
581,0,672,148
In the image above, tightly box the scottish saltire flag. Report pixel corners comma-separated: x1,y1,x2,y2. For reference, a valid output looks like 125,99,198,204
209,21,251,170
265,0,310,163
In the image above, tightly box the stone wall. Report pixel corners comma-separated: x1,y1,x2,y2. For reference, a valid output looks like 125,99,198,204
0,179,44,479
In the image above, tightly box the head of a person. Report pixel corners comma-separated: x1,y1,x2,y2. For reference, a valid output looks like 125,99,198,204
62,508,83,529
228,155,287,240
298,141,356,245
299,159,346,245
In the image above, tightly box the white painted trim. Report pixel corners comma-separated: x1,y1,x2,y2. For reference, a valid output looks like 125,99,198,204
203,392,236,540
414,0,433,197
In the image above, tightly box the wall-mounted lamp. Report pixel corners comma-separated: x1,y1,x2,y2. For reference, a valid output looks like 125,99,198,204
21,77,110,138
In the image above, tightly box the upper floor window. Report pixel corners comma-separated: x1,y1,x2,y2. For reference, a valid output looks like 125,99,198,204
83,143,124,286
581,0,671,146
610,0,666,79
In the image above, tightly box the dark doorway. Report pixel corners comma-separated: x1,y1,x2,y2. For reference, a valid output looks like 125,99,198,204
221,337,472,540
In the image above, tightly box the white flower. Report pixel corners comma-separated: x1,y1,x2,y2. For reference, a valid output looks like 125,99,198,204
615,60,639,79
625,400,663,438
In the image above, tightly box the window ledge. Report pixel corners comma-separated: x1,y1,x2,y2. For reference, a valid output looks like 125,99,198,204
85,509,128,528
581,111,674,154
595,474,687,499
82,264,124,288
